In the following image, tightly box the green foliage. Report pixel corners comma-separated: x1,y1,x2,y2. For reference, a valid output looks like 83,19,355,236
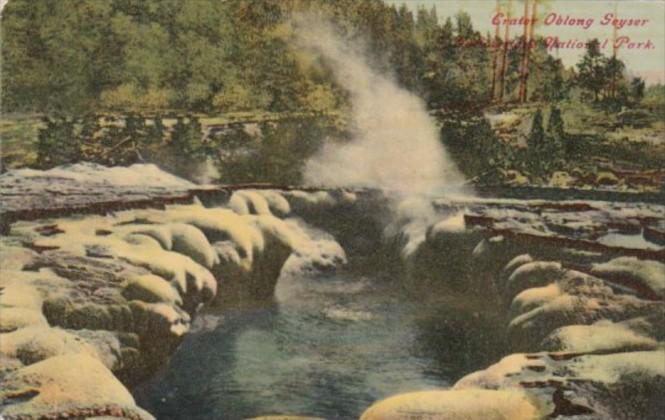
212,84,263,113
574,38,644,112
36,117,80,168
577,39,609,102
7,0,654,191
213,126,256,183
643,84,665,118
2,0,120,113
547,106,565,141
253,119,336,184
630,77,646,103
524,109,547,178
0,0,523,115
513,107,569,180
210,117,340,184
27,112,340,185
419,13,491,109
529,41,570,103
79,114,103,161
0,117,42,170
441,114,504,181
528,109,545,150
547,106,568,160
300,84,339,114
34,113,169,169
166,116,207,174
147,116,166,145
605,57,625,88
96,113,149,166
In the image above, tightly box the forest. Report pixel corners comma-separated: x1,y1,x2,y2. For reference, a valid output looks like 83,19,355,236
1,0,663,189
0,0,587,113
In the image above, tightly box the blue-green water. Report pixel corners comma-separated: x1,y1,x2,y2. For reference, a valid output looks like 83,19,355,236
134,265,503,420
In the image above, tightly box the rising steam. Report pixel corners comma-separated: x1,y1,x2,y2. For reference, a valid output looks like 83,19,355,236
294,19,467,197
293,19,472,256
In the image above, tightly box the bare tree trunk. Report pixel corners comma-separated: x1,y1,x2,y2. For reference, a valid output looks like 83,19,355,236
524,0,537,102
610,2,618,98
518,0,530,103
498,0,512,102
491,0,502,101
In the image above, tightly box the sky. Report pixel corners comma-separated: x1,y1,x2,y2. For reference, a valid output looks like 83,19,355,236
386,0,665,85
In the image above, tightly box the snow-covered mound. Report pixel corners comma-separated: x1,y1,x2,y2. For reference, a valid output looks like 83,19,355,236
2,162,197,189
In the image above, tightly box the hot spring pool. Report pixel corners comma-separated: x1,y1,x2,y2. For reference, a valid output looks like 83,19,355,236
134,262,505,419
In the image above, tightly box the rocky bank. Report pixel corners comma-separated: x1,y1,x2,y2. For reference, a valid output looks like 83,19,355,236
1,163,664,419
362,196,665,419
0,164,354,419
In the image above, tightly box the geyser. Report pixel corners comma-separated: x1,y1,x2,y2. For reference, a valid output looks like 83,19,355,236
295,20,467,197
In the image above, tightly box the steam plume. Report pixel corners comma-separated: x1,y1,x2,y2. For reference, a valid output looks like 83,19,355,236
295,19,467,197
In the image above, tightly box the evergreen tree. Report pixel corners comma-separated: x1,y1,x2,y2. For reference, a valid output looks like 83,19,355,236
577,39,608,102
36,117,80,168
605,56,625,99
214,125,255,183
526,108,547,177
0,0,569,119
547,106,564,140
630,77,646,104
528,108,545,150
547,106,566,159
146,115,165,145
169,116,205,159
164,116,206,177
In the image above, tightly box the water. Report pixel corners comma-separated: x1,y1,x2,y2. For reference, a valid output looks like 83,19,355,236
597,231,664,250
134,263,504,420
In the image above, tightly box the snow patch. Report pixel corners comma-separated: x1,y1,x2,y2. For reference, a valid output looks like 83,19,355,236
3,162,196,188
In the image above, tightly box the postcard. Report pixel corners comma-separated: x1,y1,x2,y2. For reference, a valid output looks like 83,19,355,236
1,1,663,419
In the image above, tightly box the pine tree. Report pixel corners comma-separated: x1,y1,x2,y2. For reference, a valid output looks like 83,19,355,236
36,116,80,168
547,106,564,140
170,116,205,159
577,39,608,102
630,77,646,104
547,106,566,159
528,109,545,150
146,115,165,145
